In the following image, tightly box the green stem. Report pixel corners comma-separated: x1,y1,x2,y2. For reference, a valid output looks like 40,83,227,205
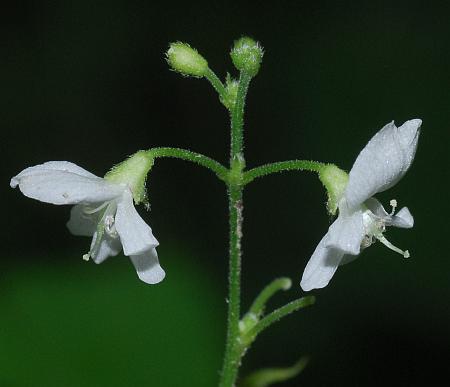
220,185,244,387
244,160,327,184
220,71,253,387
231,71,252,162
205,68,227,98
240,357,310,387
244,296,316,343
147,147,228,182
248,278,292,317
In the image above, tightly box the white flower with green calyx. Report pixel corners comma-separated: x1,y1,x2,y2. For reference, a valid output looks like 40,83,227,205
10,150,165,284
301,119,421,291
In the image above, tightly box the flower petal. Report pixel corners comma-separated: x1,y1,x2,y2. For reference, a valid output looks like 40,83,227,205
66,204,101,236
90,231,122,264
345,119,421,210
364,198,413,228
10,161,98,186
11,169,124,205
129,248,165,284
364,197,389,218
115,190,159,256
391,207,414,228
326,207,364,255
301,234,345,291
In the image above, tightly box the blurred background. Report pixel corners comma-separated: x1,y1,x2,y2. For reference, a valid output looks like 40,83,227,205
1,1,449,386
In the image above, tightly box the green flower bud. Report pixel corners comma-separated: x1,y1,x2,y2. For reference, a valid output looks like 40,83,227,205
220,74,239,110
104,150,154,205
230,37,263,76
319,164,349,215
166,42,208,77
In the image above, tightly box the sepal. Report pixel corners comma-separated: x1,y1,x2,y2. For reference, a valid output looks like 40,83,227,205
104,150,154,205
318,164,349,215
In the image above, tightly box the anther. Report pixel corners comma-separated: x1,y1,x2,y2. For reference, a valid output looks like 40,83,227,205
389,199,398,216
376,234,410,258
82,253,90,261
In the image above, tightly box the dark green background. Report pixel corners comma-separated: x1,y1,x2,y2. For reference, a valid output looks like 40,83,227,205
2,1,449,386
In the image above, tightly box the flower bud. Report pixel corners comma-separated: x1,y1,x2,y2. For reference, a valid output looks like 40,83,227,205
230,37,263,76
104,151,154,205
319,164,349,215
166,42,208,77
220,75,239,110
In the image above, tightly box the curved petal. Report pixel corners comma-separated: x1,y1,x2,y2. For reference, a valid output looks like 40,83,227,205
364,197,389,218
11,161,98,187
90,231,122,264
129,248,165,284
364,198,414,228
11,170,124,205
301,234,345,291
326,207,364,255
345,119,421,210
66,204,101,236
115,190,159,256
391,207,414,228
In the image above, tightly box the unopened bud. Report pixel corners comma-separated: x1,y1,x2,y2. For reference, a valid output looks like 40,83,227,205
230,37,263,76
166,42,208,77
220,75,239,110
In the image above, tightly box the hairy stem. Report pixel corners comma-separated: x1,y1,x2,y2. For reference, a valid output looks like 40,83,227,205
220,186,244,387
147,147,228,181
244,160,327,184
230,71,252,162
220,70,252,387
205,67,227,98
244,296,316,341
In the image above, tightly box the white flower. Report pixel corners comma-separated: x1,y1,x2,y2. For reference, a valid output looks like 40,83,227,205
10,157,165,284
301,119,421,291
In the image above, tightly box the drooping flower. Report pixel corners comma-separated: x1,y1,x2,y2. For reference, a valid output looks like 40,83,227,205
10,151,165,284
301,119,421,291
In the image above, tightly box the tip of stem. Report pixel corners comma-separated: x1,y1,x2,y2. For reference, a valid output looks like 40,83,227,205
280,277,292,290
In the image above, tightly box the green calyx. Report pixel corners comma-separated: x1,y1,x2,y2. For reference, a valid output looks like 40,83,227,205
230,36,263,76
166,42,208,77
104,150,154,205
318,164,349,215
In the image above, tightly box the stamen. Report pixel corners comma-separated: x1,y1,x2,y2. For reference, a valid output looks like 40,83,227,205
376,234,410,258
83,201,110,215
389,199,398,216
82,253,90,261
104,215,118,237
